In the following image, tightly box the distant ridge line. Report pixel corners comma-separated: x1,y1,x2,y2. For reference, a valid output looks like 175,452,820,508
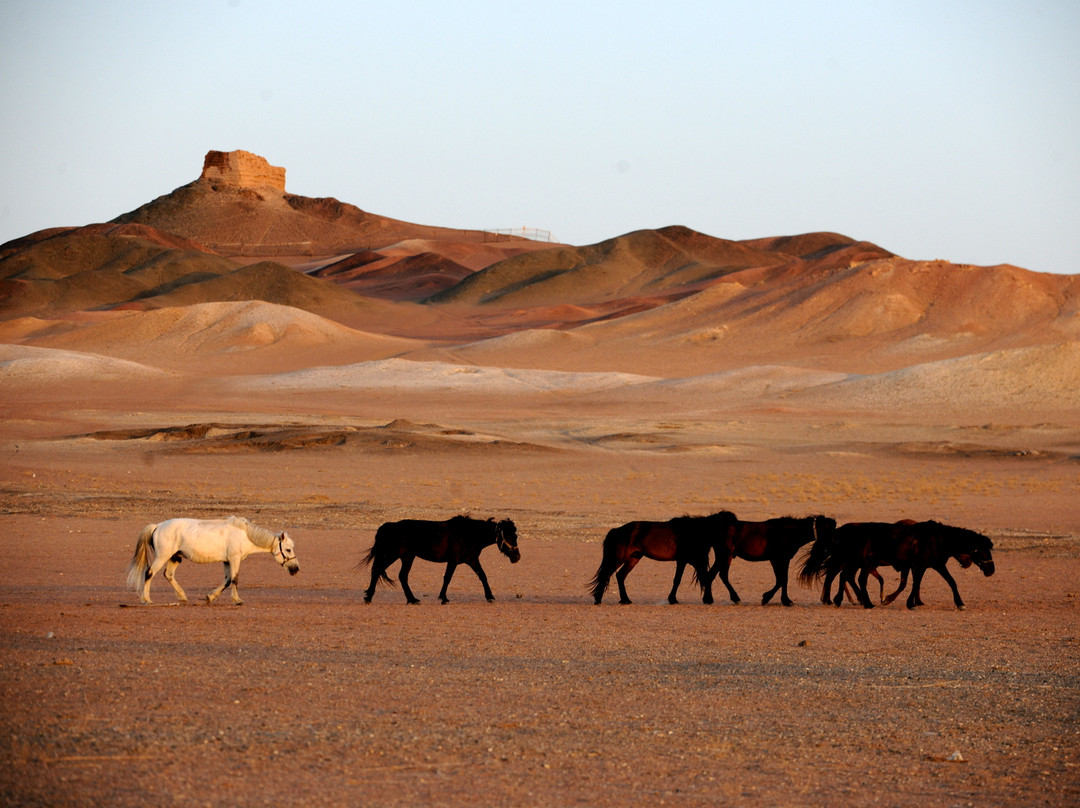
483,227,555,243
202,229,553,256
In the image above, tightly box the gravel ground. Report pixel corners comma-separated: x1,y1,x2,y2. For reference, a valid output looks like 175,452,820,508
1,510,1077,808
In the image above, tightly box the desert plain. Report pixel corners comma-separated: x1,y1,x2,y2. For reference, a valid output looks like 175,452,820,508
1,151,1078,806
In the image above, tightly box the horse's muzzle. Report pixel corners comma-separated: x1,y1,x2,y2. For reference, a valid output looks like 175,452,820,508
287,561,300,575
980,560,995,577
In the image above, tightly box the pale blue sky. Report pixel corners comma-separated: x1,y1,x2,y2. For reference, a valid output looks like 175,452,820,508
2,0,1077,272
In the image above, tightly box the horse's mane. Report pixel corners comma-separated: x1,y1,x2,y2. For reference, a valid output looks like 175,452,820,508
227,515,277,549
448,514,494,526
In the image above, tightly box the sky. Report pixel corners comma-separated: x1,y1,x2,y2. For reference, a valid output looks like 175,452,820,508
1,0,1078,273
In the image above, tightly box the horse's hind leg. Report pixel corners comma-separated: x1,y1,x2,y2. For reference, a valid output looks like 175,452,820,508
163,556,188,603
833,566,854,606
590,554,620,605
614,556,641,604
364,563,384,603
398,555,420,604
466,559,495,602
694,557,714,605
711,559,740,604
141,552,174,605
882,569,908,605
856,568,875,609
820,570,836,605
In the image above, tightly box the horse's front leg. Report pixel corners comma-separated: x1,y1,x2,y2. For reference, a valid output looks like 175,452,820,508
934,564,966,610
762,558,790,606
466,559,495,602
228,555,244,605
667,560,686,605
163,557,188,604
779,557,795,606
398,555,420,604
906,566,927,609
438,561,459,604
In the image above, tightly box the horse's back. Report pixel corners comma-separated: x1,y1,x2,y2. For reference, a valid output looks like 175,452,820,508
154,517,246,563
374,518,456,562
607,520,680,561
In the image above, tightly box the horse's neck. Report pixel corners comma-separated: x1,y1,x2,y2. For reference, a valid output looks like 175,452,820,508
473,523,497,549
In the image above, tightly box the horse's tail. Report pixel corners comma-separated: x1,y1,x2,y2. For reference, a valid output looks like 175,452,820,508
588,525,629,601
354,526,395,587
797,529,837,586
126,523,157,591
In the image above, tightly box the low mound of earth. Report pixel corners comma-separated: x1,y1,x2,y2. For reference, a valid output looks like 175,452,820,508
309,249,476,301
306,238,562,300
77,418,549,454
0,223,241,317
0,343,177,385
428,225,827,307
428,255,1078,377
4,301,427,373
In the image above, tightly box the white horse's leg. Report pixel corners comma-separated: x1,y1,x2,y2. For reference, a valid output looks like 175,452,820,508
163,558,188,603
229,555,244,605
206,560,232,604
141,553,173,604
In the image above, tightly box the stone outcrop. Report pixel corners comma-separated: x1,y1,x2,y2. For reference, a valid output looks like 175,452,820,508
200,149,286,190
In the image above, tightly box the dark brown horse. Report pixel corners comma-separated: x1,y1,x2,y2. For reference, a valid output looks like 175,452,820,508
359,516,520,604
710,515,836,606
800,520,995,609
798,520,914,605
589,511,737,604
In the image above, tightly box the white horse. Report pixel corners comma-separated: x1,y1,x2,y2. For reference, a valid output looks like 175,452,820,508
126,516,299,605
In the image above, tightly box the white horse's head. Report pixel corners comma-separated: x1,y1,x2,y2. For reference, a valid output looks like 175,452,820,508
273,532,300,575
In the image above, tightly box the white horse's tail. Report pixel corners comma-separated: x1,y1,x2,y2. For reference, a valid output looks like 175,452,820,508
126,524,158,591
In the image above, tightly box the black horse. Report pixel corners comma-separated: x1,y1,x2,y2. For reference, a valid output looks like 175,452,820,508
710,515,836,606
359,516,520,604
589,511,737,604
800,520,995,609
798,520,903,606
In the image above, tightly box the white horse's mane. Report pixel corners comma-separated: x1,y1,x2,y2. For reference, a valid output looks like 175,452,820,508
227,515,278,549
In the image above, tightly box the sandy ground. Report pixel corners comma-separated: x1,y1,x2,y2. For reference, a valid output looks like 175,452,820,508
1,376,1078,807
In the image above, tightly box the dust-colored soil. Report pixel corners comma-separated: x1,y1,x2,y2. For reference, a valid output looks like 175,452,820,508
1,398,1077,807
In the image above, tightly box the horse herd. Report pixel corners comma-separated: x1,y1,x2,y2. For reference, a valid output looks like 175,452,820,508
126,511,996,610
